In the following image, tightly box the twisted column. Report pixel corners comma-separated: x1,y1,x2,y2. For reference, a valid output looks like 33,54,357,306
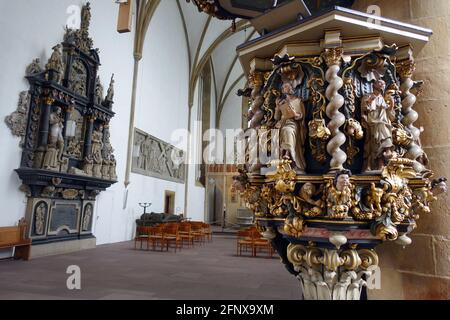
324,48,346,171
398,59,424,162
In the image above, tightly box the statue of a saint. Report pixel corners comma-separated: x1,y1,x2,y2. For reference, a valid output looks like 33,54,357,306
109,155,118,181
82,205,92,231
43,107,64,170
361,80,395,172
92,126,104,164
327,170,353,219
34,203,47,235
275,82,306,172
91,126,104,178
46,44,64,83
26,58,42,76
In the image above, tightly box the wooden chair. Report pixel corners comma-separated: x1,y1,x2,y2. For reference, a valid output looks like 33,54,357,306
190,222,206,244
237,229,254,256
134,226,150,250
202,223,213,242
179,223,194,248
0,219,31,260
251,230,274,258
162,224,181,252
147,225,164,251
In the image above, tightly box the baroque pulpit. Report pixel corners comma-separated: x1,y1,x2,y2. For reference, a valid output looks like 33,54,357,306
188,1,447,299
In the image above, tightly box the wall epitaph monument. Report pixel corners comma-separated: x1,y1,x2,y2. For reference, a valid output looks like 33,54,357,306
5,3,117,247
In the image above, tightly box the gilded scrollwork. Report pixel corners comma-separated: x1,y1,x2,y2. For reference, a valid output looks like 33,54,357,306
5,91,31,147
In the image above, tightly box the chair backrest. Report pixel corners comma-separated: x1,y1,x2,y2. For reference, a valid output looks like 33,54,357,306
250,230,262,240
191,223,203,232
237,230,252,239
148,225,163,235
179,224,191,233
163,224,179,235
136,226,147,236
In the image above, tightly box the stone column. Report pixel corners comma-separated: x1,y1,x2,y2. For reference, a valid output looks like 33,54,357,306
323,31,346,171
352,0,450,300
34,95,55,168
84,115,95,157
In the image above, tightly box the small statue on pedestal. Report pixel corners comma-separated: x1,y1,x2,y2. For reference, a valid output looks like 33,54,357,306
361,80,395,172
26,58,42,76
109,155,118,181
34,203,47,235
82,205,92,231
275,82,306,173
43,107,64,170
45,44,64,84
91,125,104,178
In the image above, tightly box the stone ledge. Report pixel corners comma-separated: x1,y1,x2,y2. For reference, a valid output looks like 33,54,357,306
30,238,96,259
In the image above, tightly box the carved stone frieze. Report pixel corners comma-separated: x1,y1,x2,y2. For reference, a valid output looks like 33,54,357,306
132,128,186,183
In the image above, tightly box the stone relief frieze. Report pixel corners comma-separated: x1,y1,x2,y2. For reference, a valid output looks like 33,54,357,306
132,128,186,183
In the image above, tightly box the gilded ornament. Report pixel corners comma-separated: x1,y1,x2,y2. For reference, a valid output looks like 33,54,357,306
326,170,353,219
396,59,416,79
283,216,304,238
375,223,398,241
322,48,344,66
367,183,384,217
358,249,379,270
62,189,79,200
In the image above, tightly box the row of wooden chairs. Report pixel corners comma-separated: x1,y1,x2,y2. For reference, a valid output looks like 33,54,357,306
237,226,274,258
134,221,212,252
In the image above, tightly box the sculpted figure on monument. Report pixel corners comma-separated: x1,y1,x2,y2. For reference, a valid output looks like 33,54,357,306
327,169,353,219
274,82,306,173
43,107,64,170
82,204,92,231
26,58,42,76
361,80,395,172
95,76,104,105
45,44,64,84
91,125,104,177
34,203,47,235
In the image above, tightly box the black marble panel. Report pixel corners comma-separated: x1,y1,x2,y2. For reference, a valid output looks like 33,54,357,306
49,203,79,233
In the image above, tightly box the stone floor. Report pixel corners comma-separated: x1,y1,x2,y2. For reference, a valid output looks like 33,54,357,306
0,236,301,300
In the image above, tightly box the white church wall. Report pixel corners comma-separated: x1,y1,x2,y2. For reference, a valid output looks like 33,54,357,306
109,0,192,244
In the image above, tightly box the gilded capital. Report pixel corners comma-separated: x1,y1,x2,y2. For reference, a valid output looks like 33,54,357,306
323,47,343,66
396,59,416,79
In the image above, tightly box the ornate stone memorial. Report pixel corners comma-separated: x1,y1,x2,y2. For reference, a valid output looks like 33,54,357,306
5,3,117,249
